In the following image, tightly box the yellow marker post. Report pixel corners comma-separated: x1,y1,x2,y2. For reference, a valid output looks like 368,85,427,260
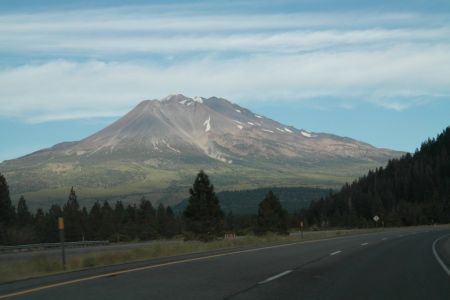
58,217,66,269
58,217,64,230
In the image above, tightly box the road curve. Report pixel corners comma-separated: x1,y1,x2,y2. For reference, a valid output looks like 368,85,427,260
1,226,449,300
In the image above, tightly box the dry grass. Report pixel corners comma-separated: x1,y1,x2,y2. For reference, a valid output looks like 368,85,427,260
0,228,385,283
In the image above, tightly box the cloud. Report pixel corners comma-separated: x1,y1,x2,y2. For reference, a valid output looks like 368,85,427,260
1,43,449,122
0,4,449,121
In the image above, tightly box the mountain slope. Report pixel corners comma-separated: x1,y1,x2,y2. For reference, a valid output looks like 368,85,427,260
0,94,403,207
306,127,450,227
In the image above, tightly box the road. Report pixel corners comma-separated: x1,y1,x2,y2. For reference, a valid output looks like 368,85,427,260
0,226,449,299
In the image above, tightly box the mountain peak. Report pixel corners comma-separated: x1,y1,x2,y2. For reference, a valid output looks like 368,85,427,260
160,94,190,102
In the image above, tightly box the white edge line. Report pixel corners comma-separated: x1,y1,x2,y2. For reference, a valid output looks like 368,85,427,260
259,270,293,284
330,250,342,256
361,243,369,246
432,234,450,277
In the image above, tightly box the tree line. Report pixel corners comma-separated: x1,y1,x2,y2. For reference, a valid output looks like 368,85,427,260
304,127,450,228
0,170,291,245
0,183,180,244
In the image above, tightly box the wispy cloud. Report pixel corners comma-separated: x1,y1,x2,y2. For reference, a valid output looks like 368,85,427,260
1,43,449,122
0,4,449,122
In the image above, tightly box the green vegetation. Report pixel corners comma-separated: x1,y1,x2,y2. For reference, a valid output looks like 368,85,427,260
305,127,450,227
183,170,224,241
255,191,289,235
174,186,331,214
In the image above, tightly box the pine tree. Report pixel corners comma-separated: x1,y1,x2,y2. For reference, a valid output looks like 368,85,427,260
113,201,126,242
255,191,288,235
164,206,179,238
44,204,62,242
0,173,15,243
99,201,114,240
63,187,83,241
156,203,167,238
183,170,224,241
16,195,32,227
88,202,102,240
137,197,157,240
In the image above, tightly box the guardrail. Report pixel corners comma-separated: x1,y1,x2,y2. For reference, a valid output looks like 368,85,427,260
0,240,110,253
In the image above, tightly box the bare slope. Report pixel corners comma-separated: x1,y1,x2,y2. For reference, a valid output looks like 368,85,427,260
1,94,403,206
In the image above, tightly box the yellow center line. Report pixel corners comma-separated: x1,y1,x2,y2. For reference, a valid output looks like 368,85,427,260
0,241,307,299
0,231,398,299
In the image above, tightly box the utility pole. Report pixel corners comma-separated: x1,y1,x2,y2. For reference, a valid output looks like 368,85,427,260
58,217,66,270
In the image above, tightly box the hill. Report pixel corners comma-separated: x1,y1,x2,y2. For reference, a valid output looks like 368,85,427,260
306,127,450,227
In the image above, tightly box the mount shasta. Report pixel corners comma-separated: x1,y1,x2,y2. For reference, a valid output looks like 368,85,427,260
1,95,403,206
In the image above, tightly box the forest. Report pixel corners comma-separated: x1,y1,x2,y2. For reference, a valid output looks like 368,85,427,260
305,127,450,227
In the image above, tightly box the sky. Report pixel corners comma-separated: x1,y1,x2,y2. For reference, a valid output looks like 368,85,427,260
0,0,449,161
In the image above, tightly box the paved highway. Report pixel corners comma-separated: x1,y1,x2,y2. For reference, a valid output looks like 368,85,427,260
1,226,449,299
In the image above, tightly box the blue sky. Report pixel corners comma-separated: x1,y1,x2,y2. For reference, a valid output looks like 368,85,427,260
0,0,449,161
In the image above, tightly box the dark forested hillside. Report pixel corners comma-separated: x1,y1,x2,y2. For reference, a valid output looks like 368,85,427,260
174,187,331,215
306,127,450,227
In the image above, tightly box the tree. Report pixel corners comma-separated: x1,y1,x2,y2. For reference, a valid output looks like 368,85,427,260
0,173,15,243
183,170,224,241
16,196,32,227
255,191,288,235
137,197,157,240
113,201,126,242
63,187,83,241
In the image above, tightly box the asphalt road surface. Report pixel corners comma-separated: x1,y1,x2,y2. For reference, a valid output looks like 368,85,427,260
1,226,449,300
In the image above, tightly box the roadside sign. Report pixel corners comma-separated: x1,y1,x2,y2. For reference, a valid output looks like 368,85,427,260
373,215,380,222
58,217,64,230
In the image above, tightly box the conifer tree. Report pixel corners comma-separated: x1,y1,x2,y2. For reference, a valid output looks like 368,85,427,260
255,191,288,235
16,195,32,227
137,197,157,240
63,187,83,241
183,170,224,241
0,173,15,243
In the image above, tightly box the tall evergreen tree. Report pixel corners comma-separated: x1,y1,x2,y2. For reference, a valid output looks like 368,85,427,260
0,173,15,243
137,197,157,240
255,191,289,235
183,170,224,241
43,204,62,242
113,201,126,242
88,201,102,240
99,201,114,240
63,187,83,241
16,195,32,227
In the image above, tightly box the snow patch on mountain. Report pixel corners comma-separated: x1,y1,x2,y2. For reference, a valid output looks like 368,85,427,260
193,96,203,103
255,115,263,119
162,139,181,153
284,128,293,133
237,125,243,130
203,116,211,132
235,109,241,113
301,131,312,138
247,122,255,125
262,129,274,133
276,128,284,132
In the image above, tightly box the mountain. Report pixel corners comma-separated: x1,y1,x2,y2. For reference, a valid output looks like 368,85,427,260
0,94,403,207
305,127,450,227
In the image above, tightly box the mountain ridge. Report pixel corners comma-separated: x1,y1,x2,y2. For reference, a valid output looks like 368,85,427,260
0,94,404,207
